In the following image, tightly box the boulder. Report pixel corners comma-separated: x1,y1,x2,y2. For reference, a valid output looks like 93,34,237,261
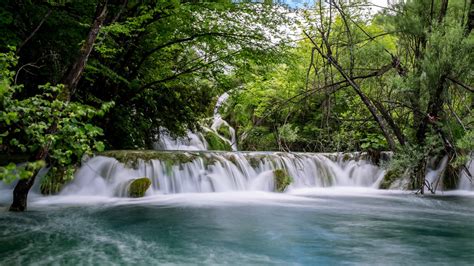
128,177,151,197
273,169,293,192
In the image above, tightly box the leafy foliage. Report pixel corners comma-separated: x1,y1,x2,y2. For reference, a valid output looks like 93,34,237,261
0,51,112,185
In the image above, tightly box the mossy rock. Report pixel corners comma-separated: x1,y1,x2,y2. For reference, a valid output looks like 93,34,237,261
128,177,151,198
379,169,400,189
216,125,232,140
273,169,293,192
443,164,461,190
204,131,232,151
98,150,196,168
247,155,265,168
342,153,352,162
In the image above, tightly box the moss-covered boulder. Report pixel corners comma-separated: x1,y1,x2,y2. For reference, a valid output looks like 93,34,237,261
379,169,400,189
273,169,293,192
204,131,232,151
128,177,151,197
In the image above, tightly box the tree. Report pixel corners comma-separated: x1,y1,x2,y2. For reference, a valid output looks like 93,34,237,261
0,0,291,210
2,0,112,211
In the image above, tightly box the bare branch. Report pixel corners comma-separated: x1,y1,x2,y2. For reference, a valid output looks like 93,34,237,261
447,76,474,92
17,9,52,55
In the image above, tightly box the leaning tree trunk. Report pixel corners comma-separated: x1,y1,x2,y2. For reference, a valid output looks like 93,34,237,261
61,0,108,94
9,148,48,211
9,0,108,212
9,170,41,211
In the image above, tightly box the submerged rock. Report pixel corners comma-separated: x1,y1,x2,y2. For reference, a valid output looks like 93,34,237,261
128,177,151,197
273,169,293,192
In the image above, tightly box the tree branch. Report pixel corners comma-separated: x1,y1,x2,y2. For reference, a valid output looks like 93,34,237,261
447,76,474,92
16,9,52,55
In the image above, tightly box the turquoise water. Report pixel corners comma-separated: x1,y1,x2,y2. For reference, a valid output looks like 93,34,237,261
1,190,473,265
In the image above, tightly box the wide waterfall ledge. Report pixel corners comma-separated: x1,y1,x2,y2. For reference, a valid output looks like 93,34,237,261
59,150,394,197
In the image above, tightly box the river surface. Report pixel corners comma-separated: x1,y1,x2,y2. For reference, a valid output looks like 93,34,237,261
1,188,473,265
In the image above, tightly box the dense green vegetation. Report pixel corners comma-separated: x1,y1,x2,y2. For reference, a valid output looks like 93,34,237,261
223,0,473,192
0,0,473,210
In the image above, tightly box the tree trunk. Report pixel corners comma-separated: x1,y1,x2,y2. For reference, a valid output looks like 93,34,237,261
303,30,397,151
16,9,52,55
374,100,406,146
9,147,48,211
9,169,41,212
9,0,108,212
465,0,474,35
416,78,446,143
61,0,108,95
326,55,397,151
438,0,449,23
413,77,448,194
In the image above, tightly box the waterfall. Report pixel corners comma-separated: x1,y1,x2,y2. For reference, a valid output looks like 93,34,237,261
211,92,237,151
60,151,387,197
154,129,208,151
458,154,473,191
155,92,237,151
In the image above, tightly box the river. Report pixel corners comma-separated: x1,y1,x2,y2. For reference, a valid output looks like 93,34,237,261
1,188,473,265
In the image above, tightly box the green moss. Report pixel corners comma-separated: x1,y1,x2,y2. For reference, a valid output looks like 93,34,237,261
217,125,232,140
204,131,232,151
98,150,196,168
379,169,400,189
241,127,278,151
128,177,151,198
443,164,460,190
273,169,293,192
342,153,352,161
246,155,266,168
40,166,75,195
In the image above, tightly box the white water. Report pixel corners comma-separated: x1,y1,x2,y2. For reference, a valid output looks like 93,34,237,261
60,152,386,197
155,92,237,151
154,130,208,151
211,92,237,151
458,155,473,191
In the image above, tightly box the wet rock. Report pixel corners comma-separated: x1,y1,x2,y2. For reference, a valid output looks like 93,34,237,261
273,169,293,192
128,177,151,197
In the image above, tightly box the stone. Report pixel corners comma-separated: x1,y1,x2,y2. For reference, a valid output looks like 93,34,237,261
128,177,151,197
273,169,293,192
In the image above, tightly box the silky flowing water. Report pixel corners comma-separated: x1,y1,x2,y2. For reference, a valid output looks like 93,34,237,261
1,150,473,264
1,190,473,265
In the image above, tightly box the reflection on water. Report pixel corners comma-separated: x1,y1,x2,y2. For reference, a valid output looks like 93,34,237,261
1,190,473,265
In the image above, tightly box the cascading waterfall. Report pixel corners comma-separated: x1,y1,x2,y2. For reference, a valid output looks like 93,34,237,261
155,92,237,151
60,151,387,197
210,92,237,151
153,129,209,151
4,93,470,199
